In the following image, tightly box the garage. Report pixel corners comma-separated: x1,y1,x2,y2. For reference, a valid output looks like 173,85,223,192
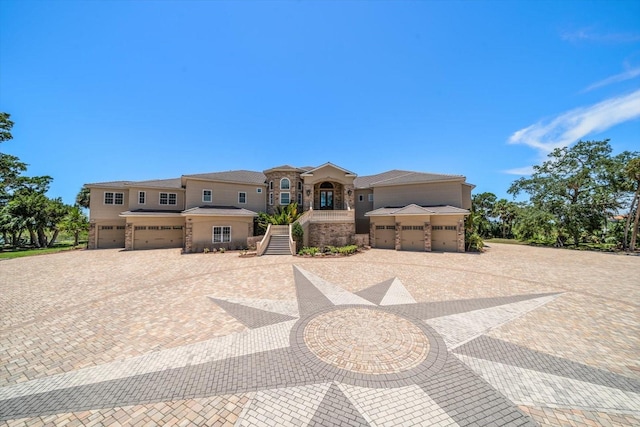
431,225,458,252
401,225,424,251
97,225,125,249
134,225,183,250
374,224,395,249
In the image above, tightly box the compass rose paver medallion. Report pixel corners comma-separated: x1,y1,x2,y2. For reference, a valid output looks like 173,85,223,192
1,265,639,426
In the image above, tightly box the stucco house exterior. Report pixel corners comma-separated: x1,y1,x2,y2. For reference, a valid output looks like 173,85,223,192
85,162,473,254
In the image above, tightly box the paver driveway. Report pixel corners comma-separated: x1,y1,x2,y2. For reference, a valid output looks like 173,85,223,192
0,243,639,426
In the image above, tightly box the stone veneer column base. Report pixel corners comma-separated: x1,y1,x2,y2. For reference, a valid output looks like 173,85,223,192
394,222,401,251
369,222,376,248
88,222,97,249
184,220,193,253
457,219,465,252
424,222,432,252
124,223,133,250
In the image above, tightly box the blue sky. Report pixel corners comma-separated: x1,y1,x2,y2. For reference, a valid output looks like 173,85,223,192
1,0,639,206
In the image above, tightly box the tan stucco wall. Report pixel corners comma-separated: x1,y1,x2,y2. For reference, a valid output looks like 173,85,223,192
186,216,254,252
185,179,266,212
89,188,130,221
127,187,186,211
373,182,464,209
462,185,472,210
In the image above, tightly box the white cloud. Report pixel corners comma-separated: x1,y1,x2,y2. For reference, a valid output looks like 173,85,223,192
583,66,640,92
561,28,640,43
503,166,535,176
508,89,640,154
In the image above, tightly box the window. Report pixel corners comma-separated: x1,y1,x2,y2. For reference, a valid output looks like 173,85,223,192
402,225,424,230
257,188,262,193
280,192,290,205
445,225,457,231
386,225,395,230
160,226,172,230
358,194,364,202
432,226,444,230
297,192,302,205
280,178,290,190
160,193,177,205
368,194,374,202
269,192,273,205
116,225,125,230
172,226,183,230
100,226,113,230
375,225,386,230
138,191,146,204
134,226,146,230
269,181,273,190
148,226,159,230
203,189,212,203
213,226,231,243
297,181,302,191
238,192,247,204
104,192,124,205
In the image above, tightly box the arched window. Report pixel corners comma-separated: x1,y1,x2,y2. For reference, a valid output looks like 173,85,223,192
280,178,290,190
320,181,333,189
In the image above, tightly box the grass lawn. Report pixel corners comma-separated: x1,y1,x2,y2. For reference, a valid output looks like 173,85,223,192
0,244,85,259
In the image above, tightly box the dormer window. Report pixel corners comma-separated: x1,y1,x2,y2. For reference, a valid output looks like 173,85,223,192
280,178,290,190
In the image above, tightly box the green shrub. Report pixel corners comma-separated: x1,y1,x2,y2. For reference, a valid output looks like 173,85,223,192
298,246,320,256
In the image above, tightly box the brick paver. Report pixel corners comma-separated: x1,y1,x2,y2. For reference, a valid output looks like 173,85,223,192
0,244,638,425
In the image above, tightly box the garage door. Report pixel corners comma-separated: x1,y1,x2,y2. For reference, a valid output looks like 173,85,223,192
431,225,458,252
374,225,396,249
134,225,183,250
401,225,424,251
98,225,125,249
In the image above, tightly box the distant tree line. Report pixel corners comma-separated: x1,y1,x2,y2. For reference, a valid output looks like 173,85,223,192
0,112,89,248
467,140,640,251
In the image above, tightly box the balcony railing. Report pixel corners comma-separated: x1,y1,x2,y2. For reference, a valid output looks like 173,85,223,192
307,210,355,223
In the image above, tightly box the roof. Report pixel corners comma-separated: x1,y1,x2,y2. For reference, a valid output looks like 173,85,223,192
300,162,357,177
181,206,259,217
126,178,183,189
182,170,266,185
365,204,470,217
84,180,130,189
263,165,307,173
354,170,465,189
85,178,183,190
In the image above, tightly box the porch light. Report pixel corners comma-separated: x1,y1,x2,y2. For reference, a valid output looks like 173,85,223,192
347,189,352,196
306,189,311,196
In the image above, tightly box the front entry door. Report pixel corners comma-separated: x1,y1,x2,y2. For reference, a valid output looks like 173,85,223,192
320,190,334,210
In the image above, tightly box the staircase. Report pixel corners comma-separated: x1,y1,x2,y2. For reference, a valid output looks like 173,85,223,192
263,234,292,255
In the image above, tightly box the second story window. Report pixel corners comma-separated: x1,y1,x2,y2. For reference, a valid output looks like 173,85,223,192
160,192,177,205
238,192,246,204
280,192,290,205
203,189,212,203
139,191,146,204
280,178,290,190
269,192,273,206
104,192,124,205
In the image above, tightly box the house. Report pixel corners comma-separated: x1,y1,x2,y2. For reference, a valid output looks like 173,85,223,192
85,162,473,254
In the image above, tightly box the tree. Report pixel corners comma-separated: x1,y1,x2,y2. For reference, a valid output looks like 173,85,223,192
625,158,640,251
471,192,497,238
493,199,518,238
508,140,623,247
60,205,89,246
76,186,90,209
0,112,13,143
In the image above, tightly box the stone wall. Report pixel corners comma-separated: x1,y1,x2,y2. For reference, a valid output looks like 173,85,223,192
264,170,303,215
353,233,369,247
88,222,97,249
457,218,465,252
309,222,355,248
124,223,133,250
246,235,263,250
424,222,432,252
